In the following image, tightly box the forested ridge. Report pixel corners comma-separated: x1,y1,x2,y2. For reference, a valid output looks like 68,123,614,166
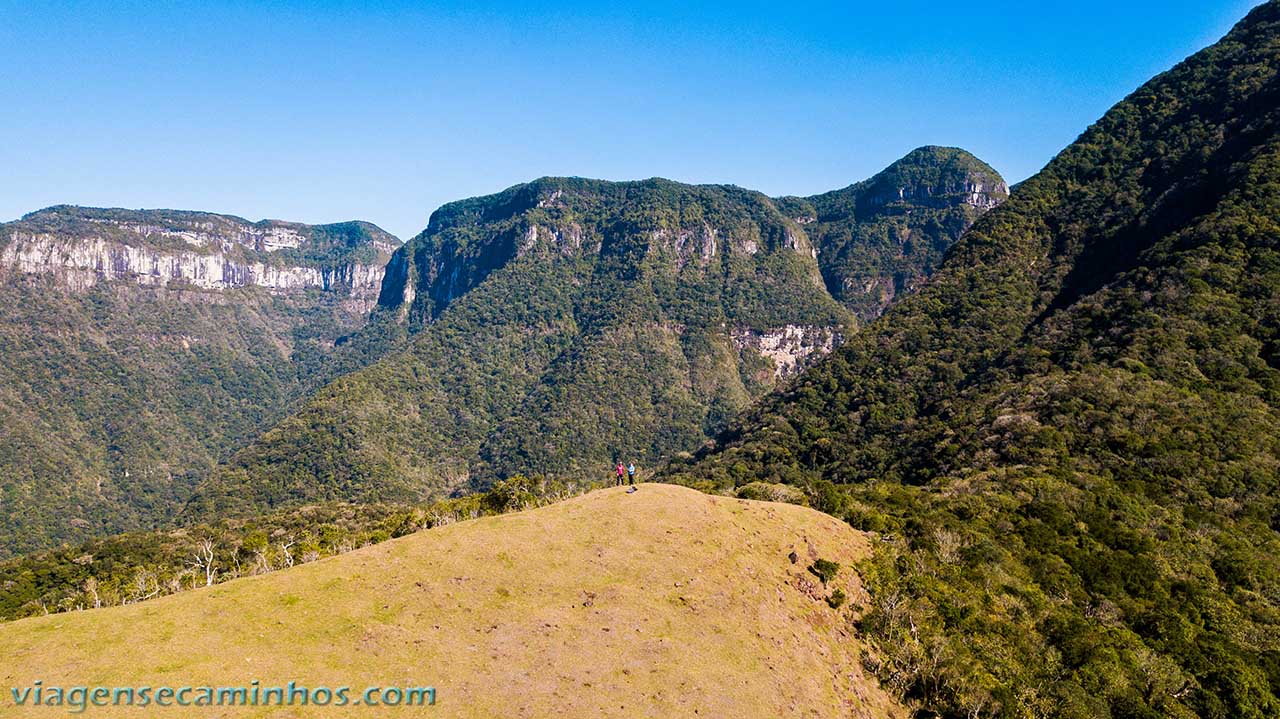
666,3,1280,716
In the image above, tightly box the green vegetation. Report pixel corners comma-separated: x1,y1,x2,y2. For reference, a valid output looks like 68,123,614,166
782,146,1008,321
666,3,1280,716
736,481,808,504
191,161,997,519
0,210,401,557
809,558,840,586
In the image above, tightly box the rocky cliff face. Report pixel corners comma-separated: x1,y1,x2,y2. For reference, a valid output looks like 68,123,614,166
857,166,1008,211
375,179,827,321
0,207,400,311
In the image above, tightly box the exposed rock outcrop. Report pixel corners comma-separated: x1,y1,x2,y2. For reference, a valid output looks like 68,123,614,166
0,207,400,311
731,325,842,378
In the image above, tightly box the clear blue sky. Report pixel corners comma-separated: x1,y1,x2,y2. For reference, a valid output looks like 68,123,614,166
0,1,1261,239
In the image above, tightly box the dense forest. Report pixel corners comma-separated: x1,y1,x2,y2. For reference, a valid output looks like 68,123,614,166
666,3,1280,716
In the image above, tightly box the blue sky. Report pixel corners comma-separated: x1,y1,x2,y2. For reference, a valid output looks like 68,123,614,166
0,0,1261,239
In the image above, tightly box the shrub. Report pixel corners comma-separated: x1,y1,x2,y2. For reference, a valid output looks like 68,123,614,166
735,482,807,505
808,558,840,586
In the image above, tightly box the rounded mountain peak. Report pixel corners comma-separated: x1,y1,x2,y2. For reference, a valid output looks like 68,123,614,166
862,146,1009,210
802,147,1008,223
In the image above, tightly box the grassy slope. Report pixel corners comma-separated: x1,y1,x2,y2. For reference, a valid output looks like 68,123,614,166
0,484,902,718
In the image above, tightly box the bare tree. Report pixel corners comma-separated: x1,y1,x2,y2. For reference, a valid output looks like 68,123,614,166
129,568,161,603
277,539,296,569
188,539,218,587
252,546,271,575
932,527,964,565
82,577,101,609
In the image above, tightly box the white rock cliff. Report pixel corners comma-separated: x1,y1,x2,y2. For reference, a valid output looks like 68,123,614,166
0,210,398,310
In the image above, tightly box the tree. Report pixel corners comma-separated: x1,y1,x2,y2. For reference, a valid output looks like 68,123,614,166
188,539,217,587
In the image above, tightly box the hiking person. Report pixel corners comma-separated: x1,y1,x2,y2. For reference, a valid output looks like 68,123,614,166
627,462,636,485
615,462,625,487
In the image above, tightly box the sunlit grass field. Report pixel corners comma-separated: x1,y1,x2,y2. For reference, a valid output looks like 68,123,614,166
0,484,901,718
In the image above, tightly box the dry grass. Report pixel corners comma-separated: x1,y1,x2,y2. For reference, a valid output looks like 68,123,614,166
0,484,903,718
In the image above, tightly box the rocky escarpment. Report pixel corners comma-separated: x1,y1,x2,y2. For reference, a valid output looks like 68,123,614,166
0,207,400,311
375,178,827,322
857,163,1007,211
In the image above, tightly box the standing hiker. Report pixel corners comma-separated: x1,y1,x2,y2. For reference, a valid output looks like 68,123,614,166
627,462,637,486
616,462,625,487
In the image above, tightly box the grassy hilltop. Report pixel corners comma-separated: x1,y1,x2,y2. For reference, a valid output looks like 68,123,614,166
0,484,903,718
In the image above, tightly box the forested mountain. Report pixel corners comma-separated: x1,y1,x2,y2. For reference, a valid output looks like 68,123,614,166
185,153,1003,518
779,146,1007,321
0,207,401,557
667,3,1280,716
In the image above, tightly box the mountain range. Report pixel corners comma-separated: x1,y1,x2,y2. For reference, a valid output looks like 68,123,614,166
3,3,1280,717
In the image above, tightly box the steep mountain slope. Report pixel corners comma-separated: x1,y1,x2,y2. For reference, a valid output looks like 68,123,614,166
778,146,1007,321
188,154,1002,518
0,207,401,557
667,3,1280,716
187,178,849,516
0,485,905,719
